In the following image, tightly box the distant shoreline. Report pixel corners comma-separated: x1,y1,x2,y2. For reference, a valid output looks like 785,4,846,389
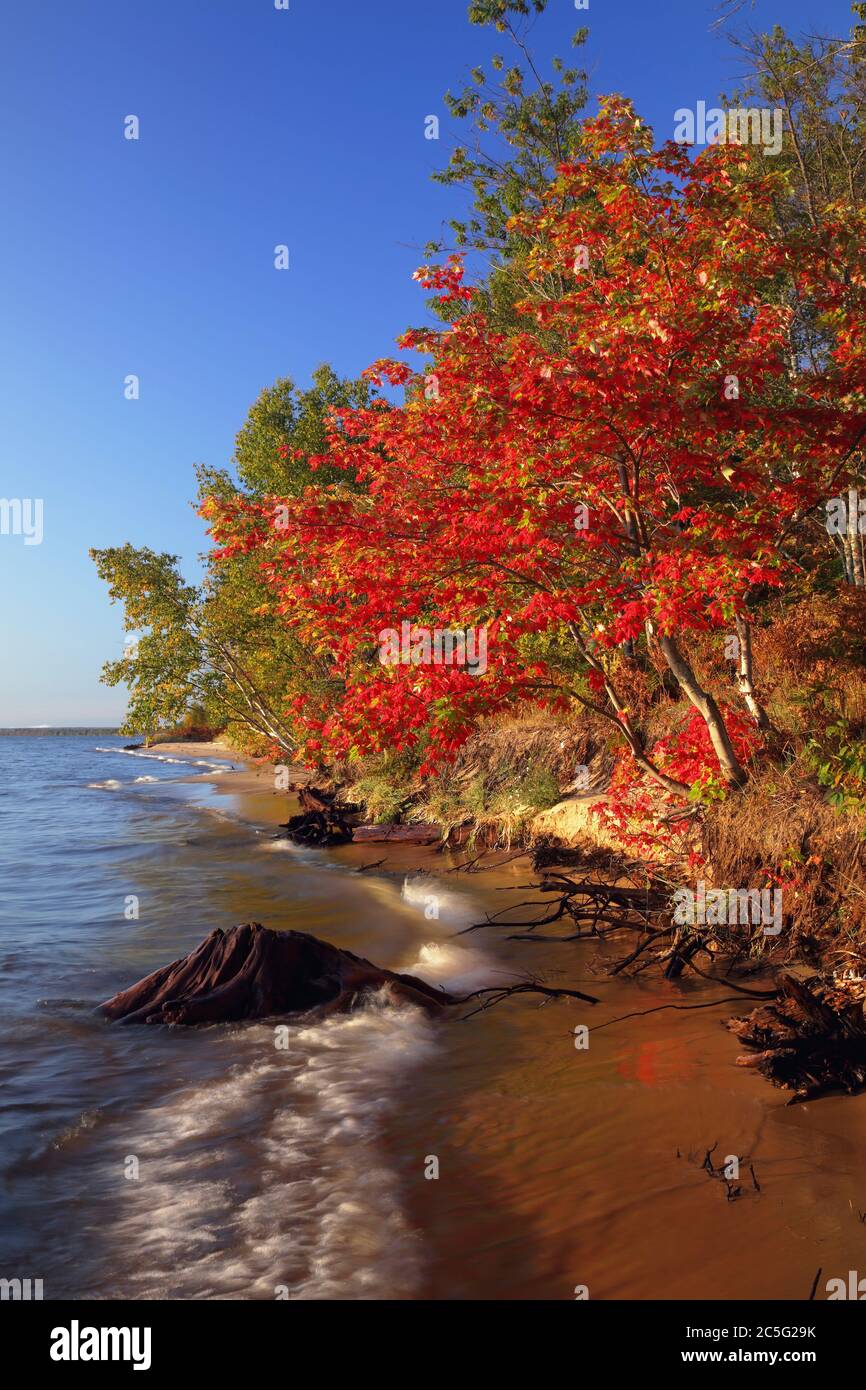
0,727,123,736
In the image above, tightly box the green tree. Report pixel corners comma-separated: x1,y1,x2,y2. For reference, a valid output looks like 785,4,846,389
731,9,866,239
92,365,370,749
425,0,589,328
89,543,299,750
231,364,373,496
729,4,866,585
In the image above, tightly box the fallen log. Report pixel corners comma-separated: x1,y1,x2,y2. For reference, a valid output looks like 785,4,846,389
352,823,441,844
726,973,866,1102
99,923,454,1025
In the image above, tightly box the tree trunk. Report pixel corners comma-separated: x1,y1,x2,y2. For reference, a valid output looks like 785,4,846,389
654,629,749,788
734,615,773,733
567,622,690,796
842,532,866,587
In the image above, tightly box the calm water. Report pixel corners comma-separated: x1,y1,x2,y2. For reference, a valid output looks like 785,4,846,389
1,735,866,1301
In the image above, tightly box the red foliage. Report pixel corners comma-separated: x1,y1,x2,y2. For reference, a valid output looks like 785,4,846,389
202,98,866,809
595,708,763,865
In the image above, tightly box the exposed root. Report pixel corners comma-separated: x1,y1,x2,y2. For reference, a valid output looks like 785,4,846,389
726,973,866,1102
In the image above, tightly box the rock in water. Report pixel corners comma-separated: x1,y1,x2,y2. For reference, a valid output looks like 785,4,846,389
100,922,453,1025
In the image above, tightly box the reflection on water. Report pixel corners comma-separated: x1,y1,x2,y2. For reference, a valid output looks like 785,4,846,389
389,946,866,1300
1,736,866,1299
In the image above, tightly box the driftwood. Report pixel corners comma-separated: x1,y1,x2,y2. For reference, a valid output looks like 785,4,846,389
469,871,776,990
663,927,709,980
465,873,672,951
695,1142,761,1203
352,824,441,844
457,979,599,1017
100,923,453,1025
281,787,355,846
531,842,632,876
726,973,866,1102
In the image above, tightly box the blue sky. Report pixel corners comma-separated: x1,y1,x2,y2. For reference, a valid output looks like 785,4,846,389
0,0,853,724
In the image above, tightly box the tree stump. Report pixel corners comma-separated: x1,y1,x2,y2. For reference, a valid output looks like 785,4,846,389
281,787,355,846
99,923,454,1025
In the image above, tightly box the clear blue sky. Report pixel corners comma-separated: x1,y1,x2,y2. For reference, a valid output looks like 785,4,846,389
0,0,852,724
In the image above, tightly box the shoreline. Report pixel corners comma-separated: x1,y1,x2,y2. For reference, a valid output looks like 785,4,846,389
158,738,540,881
11,731,866,1299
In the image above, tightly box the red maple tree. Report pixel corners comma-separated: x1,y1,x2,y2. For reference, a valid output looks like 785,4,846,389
204,99,866,802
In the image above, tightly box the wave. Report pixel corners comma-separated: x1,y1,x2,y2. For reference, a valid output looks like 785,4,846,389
406,938,509,994
95,748,237,784
400,873,474,925
96,747,187,766
96,747,236,772
79,998,436,1299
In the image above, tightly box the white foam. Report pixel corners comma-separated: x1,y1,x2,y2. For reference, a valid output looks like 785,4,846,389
341,872,503,992
87,779,123,790
256,838,325,866
406,939,508,993
400,873,476,928
94,999,436,1299
96,747,186,765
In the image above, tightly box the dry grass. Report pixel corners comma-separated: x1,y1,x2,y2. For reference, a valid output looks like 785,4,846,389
411,709,610,848
702,768,866,968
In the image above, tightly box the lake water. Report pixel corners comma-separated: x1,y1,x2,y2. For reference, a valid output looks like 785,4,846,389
1,735,864,1300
